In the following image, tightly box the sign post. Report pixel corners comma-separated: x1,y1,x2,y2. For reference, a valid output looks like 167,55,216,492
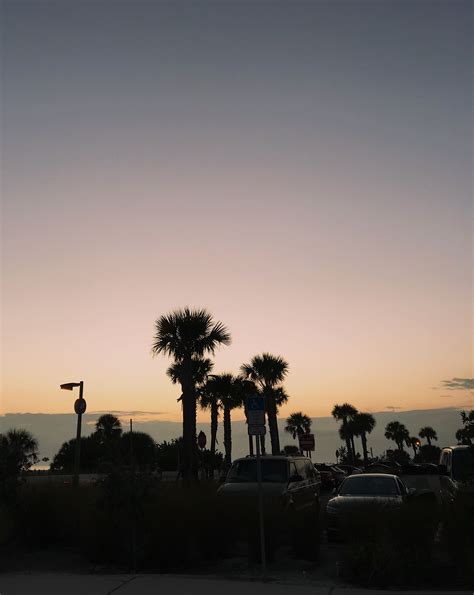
73,381,85,487
61,380,85,488
246,396,266,579
298,433,315,459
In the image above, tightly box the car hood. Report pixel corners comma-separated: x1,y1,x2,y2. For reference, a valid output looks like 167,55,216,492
218,481,285,496
327,495,402,511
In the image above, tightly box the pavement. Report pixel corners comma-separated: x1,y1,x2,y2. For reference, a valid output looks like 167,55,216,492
0,574,471,595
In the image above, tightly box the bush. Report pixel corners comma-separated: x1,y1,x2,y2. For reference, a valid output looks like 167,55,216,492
338,498,439,588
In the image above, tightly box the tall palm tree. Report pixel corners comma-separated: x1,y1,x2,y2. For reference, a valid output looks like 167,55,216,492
385,421,410,452
419,426,438,446
332,403,358,462
241,353,289,455
199,377,220,477
351,412,376,466
152,307,231,480
285,412,312,440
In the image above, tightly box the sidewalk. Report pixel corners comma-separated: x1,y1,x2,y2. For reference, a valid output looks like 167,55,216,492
0,574,471,595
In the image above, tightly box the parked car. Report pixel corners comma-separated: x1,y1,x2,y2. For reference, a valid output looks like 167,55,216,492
438,445,474,503
336,464,363,476
326,473,417,541
315,463,346,487
219,455,322,558
219,455,321,516
314,463,336,490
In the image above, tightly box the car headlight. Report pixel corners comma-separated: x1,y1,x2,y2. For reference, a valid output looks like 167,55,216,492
326,504,339,515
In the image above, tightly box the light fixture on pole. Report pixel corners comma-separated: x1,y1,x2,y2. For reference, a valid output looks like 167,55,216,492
60,380,86,487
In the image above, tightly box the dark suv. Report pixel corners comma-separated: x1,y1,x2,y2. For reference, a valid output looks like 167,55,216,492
219,455,321,516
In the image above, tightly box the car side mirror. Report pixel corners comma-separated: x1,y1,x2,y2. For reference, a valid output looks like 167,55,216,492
289,473,304,483
407,487,417,497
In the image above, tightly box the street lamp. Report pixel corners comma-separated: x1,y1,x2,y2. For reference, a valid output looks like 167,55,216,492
60,381,86,487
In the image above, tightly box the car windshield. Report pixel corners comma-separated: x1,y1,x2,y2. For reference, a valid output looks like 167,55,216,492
227,459,288,483
339,476,399,496
452,449,474,481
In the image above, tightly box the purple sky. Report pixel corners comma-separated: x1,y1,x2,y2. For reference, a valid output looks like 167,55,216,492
2,1,472,419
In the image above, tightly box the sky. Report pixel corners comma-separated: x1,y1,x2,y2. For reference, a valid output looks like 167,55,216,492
1,0,472,422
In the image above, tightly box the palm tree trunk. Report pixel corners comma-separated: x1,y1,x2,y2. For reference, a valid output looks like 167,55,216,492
223,404,232,465
209,400,218,478
427,437,431,446
350,435,356,462
361,432,368,466
180,358,198,481
267,399,280,455
342,418,353,462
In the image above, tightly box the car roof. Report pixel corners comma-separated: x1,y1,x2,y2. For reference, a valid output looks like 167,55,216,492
442,445,470,451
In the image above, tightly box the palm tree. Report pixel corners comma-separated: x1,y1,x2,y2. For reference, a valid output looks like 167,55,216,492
419,426,438,446
241,353,289,455
351,412,376,466
199,377,220,477
385,421,410,452
332,403,358,462
0,429,39,480
407,436,421,459
152,307,231,480
285,412,312,440
95,414,122,442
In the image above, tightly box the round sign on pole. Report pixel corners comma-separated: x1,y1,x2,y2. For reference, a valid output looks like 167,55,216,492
74,398,87,415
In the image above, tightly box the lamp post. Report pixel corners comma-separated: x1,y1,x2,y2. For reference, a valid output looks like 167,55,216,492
60,381,85,487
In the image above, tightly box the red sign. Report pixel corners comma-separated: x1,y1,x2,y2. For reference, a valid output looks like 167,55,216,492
197,431,207,450
298,433,315,451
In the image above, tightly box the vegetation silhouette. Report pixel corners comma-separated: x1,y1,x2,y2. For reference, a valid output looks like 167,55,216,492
332,403,358,462
152,308,231,481
351,412,376,466
50,416,159,474
384,420,410,452
241,353,289,455
285,411,312,440
419,426,438,446
0,429,38,500
456,410,474,445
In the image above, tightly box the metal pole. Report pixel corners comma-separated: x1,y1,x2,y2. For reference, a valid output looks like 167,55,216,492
73,381,84,487
255,434,266,579
130,419,134,468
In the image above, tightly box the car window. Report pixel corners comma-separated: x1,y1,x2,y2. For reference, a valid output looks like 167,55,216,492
396,478,406,495
227,459,288,483
339,476,399,496
452,449,474,481
295,460,306,479
305,461,316,480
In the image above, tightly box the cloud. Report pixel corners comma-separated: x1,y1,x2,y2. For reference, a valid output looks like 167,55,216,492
85,411,167,425
441,378,474,391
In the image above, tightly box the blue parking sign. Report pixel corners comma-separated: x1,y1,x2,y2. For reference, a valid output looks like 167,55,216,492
247,396,265,411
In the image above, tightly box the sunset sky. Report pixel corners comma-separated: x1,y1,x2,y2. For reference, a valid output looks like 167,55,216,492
2,1,472,421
